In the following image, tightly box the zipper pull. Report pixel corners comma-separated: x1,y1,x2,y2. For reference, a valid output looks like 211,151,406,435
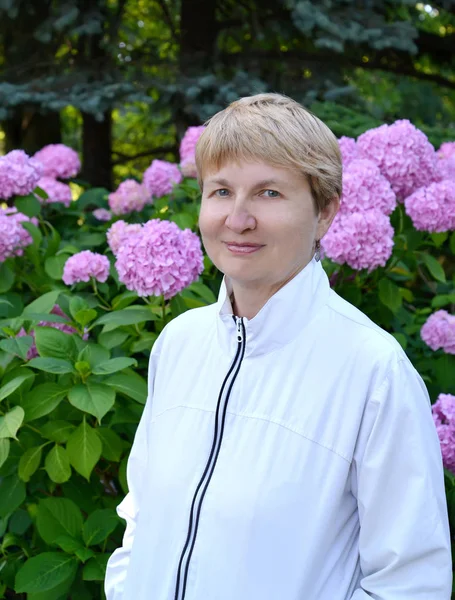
236,317,243,343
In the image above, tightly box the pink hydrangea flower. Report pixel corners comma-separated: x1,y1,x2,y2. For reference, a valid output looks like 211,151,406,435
435,143,455,181
0,208,36,261
143,160,182,198
338,137,359,169
340,159,396,215
432,393,455,473
404,180,455,233
93,208,113,221
36,177,72,207
438,142,455,159
106,220,142,255
62,250,110,285
357,120,437,199
33,144,81,179
421,310,455,355
322,209,394,271
115,219,204,298
108,180,150,215
0,150,43,199
180,126,205,178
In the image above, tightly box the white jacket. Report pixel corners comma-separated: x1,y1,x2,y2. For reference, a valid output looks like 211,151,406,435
105,258,452,600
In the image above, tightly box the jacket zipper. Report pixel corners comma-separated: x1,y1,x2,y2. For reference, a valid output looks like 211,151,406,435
174,316,246,600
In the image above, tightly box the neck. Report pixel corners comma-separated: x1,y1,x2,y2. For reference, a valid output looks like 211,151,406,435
230,264,308,320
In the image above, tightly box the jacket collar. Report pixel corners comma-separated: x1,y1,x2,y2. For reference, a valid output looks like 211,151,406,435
216,258,330,357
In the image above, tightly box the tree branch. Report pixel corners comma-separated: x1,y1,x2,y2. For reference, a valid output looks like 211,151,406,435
112,146,177,165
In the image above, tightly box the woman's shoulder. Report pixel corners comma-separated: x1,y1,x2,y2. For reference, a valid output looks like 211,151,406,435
324,288,407,365
158,302,218,346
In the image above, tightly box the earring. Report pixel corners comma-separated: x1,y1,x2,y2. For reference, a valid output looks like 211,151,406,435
314,239,321,262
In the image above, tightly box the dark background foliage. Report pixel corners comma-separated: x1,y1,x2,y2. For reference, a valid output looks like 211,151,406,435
0,0,454,188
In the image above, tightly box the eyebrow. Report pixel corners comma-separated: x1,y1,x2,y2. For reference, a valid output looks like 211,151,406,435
205,177,286,188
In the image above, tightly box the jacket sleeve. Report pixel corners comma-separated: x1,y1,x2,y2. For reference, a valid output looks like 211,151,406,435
104,343,161,600
350,356,452,599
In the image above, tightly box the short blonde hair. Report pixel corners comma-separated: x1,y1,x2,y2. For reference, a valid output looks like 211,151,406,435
195,93,342,212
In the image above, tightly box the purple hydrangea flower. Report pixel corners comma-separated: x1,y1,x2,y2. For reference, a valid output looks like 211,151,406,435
115,219,204,298
143,160,182,198
37,177,72,207
357,120,437,199
62,251,110,285
0,150,43,199
0,207,36,262
404,180,455,233
338,136,360,169
321,209,394,272
421,310,455,355
180,126,205,178
108,180,150,215
106,220,142,255
33,144,81,179
432,393,455,473
93,208,113,222
340,159,396,215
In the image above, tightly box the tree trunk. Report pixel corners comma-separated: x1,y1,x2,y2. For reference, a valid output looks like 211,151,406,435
175,0,218,136
81,111,112,189
2,108,61,154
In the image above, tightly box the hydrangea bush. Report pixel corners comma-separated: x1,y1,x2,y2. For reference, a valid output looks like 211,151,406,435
0,126,454,597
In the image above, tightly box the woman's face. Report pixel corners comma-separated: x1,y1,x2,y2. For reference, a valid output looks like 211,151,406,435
199,161,339,293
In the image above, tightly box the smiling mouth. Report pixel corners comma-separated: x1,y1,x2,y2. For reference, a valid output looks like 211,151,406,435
224,242,265,254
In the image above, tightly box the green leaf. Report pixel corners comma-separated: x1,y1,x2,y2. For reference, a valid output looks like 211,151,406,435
420,254,446,283
22,383,67,422
44,255,68,280
76,187,109,210
112,290,138,310
43,223,61,259
66,420,102,480
68,383,115,422
78,343,110,368
0,374,31,402
378,278,402,314
15,194,41,217
23,291,61,316
92,307,157,331
98,329,129,350
54,534,85,554
36,497,83,545
40,421,76,444
82,509,118,546
391,332,407,350
0,406,25,439
45,445,72,483
0,438,10,468
28,357,74,374
92,357,137,375
0,336,33,360
74,308,97,327
34,326,77,360
118,455,128,494
105,372,147,404
97,428,124,462
69,296,89,319
433,355,455,392
431,293,455,309
0,476,26,517
75,547,95,563
450,231,455,255
188,281,217,304
0,263,15,293
15,552,78,594
430,232,448,247
82,553,110,581
18,446,43,482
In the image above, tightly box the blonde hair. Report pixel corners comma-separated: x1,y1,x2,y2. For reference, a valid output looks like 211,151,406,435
195,93,342,212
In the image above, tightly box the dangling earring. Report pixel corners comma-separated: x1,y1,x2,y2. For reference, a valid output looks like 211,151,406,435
314,239,321,262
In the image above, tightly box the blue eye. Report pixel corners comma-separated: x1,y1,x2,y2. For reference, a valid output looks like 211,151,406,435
215,189,230,197
262,189,280,198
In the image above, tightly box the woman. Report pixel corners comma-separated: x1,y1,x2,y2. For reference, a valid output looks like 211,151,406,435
105,94,452,600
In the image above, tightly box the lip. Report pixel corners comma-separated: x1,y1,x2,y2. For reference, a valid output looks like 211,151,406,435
224,242,265,255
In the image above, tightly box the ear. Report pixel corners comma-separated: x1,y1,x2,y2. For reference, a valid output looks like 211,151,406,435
316,196,340,240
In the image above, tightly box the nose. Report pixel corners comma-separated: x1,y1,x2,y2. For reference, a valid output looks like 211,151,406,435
225,199,257,233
